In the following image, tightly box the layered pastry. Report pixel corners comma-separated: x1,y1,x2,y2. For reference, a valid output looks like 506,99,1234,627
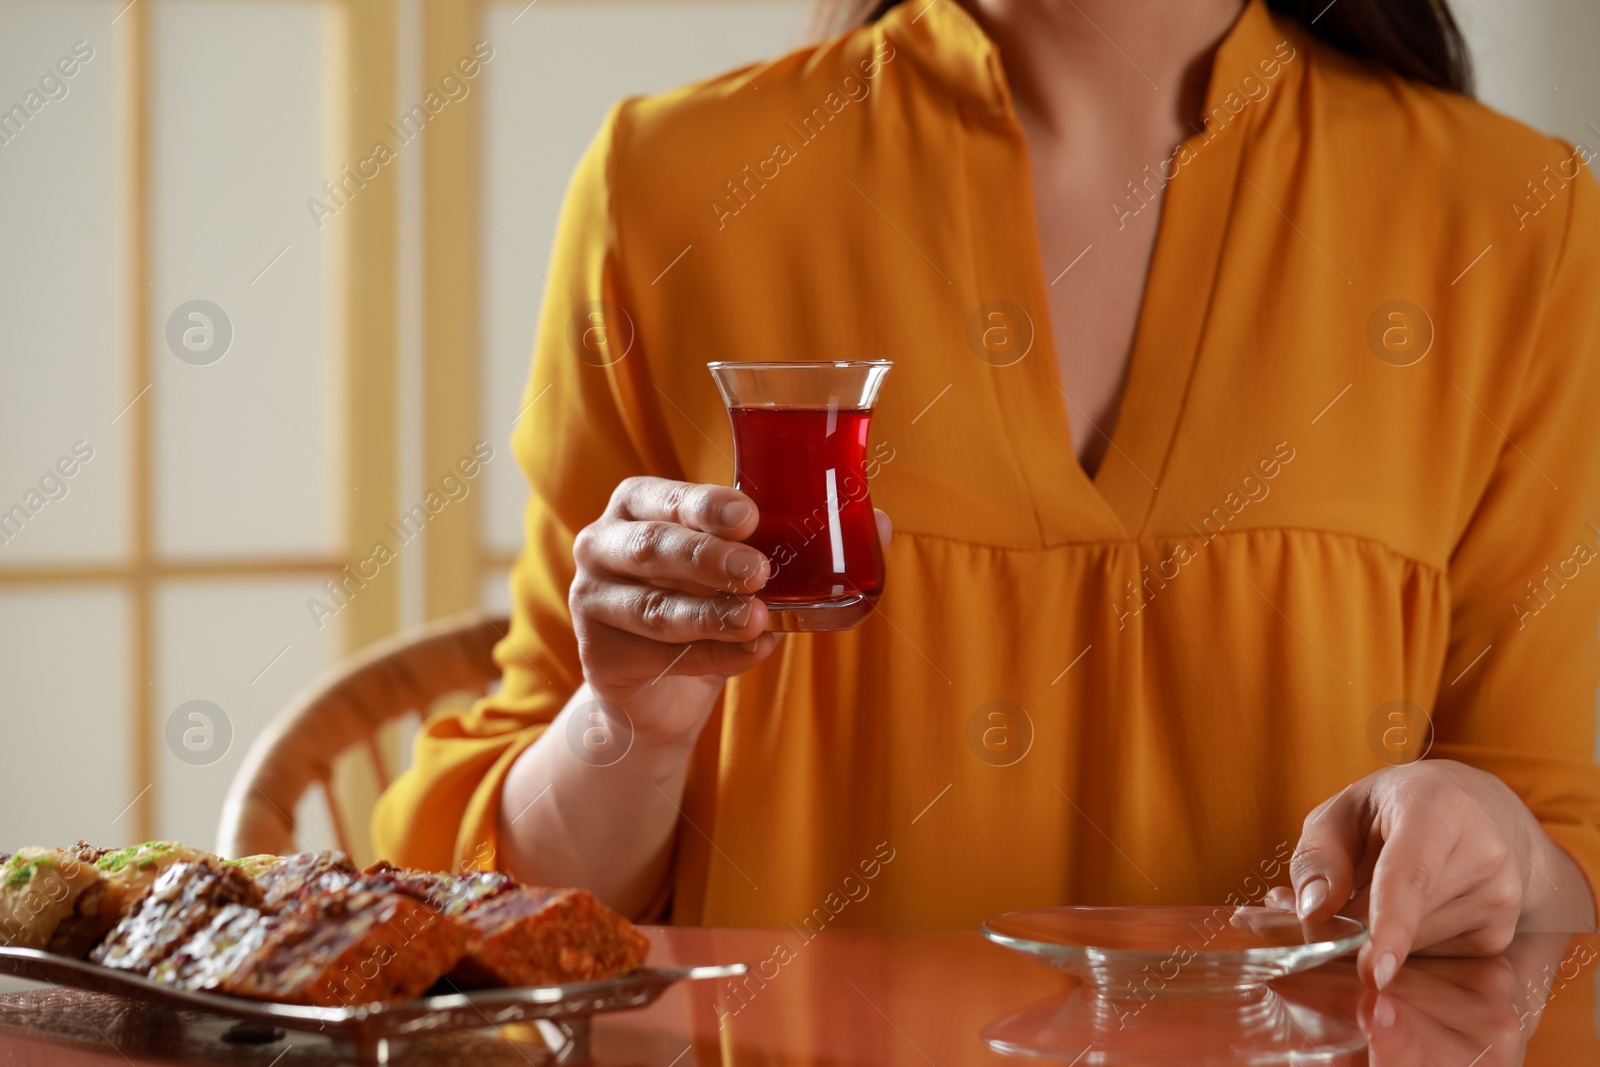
3,843,651,1005
0,848,103,952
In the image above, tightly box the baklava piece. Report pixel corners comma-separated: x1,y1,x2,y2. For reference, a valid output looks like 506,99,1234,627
446,886,649,988
91,861,261,974
224,888,468,1007
254,851,360,909
0,848,102,951
94,842,219,923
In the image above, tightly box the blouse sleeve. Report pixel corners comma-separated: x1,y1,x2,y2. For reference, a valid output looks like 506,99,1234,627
372,103,656,872
1430,158,1600,903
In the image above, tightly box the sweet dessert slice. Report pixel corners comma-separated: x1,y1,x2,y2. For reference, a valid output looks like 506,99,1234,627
358,860,514,914
222,888,468,1007
253,851,360,909
0,848,103,951
91,861,261,974
445,886,649,989
37,844,126,959
149,902,277,991
360,861,648,988
94,842,219,926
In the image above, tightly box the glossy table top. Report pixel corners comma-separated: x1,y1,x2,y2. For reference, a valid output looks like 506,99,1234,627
0,926,1594,1064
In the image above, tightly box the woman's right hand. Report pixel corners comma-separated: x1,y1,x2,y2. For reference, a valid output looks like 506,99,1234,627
568,476,781,746
500,475,890,910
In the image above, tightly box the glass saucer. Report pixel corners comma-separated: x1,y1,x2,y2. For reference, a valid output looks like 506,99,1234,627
983,906,1368,996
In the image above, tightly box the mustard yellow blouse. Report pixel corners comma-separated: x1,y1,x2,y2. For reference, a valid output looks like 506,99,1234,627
374,0,1600,928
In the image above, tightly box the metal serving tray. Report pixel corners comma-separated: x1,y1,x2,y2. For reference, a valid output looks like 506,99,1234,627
0,946,743,1063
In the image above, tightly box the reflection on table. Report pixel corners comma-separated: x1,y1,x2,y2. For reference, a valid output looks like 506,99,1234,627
0,927,1594,1064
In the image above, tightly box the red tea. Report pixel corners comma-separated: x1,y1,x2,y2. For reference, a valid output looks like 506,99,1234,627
728,406,885,607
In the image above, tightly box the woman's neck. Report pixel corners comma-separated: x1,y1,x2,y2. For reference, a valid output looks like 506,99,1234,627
954,0,1246,139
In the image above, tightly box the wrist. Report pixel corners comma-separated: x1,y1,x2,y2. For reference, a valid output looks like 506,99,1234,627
583,676,721,755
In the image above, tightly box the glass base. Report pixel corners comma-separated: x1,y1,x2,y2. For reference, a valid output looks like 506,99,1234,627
764,593,878,632
981,985,1366,1065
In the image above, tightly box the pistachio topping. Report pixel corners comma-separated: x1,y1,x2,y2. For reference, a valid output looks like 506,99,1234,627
3,855,54,887
95,841,177,873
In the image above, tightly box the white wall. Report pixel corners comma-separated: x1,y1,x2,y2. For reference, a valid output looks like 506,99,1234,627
1451,0,1600,147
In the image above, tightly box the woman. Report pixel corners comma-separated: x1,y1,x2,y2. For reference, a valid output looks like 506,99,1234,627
375,0,1600,992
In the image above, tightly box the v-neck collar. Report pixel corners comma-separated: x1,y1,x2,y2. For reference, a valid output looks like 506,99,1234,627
883,0,1293,540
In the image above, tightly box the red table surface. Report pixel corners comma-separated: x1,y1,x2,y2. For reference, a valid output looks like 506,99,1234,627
0,926,1594,1065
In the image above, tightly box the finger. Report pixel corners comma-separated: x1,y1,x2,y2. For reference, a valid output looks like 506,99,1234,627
1362,802,1459,989
1263,886,1296,912
1348,828,1385,900
1227,905,1290,938
1290,783,1367,923
875,508,892,548
587,628,783,689
1341,882,1372,924
582,581,769,645
1405,884,1519,958
655,576,736,598
579,519,769,594
692,631,785,676
609,476,759,538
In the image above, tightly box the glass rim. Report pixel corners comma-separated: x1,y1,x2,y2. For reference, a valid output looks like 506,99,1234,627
705,360,893,371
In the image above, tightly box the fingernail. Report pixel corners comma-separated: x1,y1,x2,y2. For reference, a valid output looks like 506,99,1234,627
726,549,762,580
1373,951,1398,990
1373,993,1396,1029
1297,877,1328,919
740,637,760,652
720,501,751,527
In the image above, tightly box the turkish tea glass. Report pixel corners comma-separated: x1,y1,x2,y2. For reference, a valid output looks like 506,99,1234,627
707,360,893,632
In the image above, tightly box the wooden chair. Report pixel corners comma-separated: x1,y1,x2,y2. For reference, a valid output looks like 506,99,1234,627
218,611,509,860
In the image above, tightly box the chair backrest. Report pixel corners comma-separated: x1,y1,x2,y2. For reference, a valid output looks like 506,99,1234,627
218,610,508,859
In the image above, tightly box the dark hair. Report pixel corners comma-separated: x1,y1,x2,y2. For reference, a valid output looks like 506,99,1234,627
812,0,1472,94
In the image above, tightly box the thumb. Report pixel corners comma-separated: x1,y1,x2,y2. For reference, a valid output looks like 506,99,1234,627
1290,784,1365,922
874,508,893,548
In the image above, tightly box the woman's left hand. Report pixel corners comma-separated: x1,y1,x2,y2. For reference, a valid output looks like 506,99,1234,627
1266,760,1596,989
